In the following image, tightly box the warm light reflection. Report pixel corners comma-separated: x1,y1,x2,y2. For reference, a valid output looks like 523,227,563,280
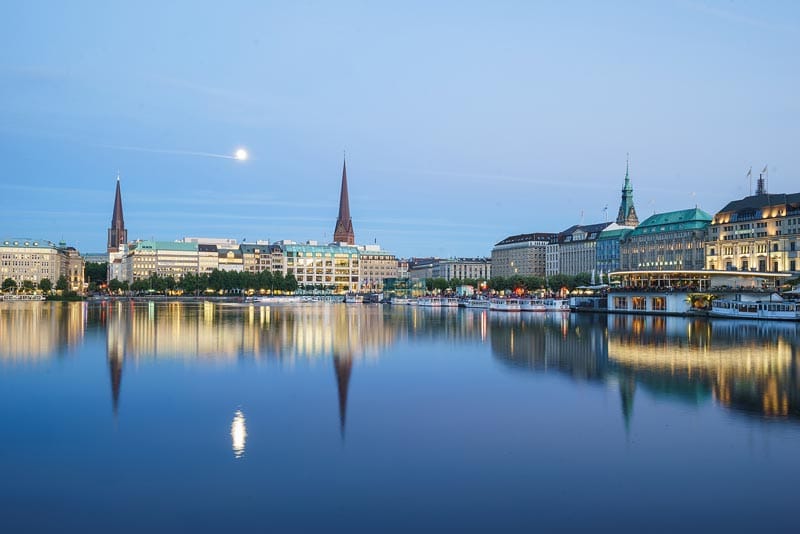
231,409,247,459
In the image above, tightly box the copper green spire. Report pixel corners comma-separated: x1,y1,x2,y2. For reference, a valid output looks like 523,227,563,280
333,156,355,244
616,154,639,226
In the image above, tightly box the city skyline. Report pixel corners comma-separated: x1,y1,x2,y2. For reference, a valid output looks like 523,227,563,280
1,2,798,257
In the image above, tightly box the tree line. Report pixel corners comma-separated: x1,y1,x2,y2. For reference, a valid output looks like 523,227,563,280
424,273,593,293
106,269,299,295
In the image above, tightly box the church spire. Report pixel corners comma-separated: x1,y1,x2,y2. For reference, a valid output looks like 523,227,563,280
616,154,639,226
107,174,128,252
333,156,355,244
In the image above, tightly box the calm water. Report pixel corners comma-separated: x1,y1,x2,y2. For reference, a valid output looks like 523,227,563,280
1,301,799,532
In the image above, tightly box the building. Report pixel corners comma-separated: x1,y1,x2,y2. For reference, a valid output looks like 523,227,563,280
0,238,84,292
432,258,491,281
358,246,399,291
620,208,711,271
333,158,355,245
59,245,85,292
616,157,639,226
705,182,800,273
596,223,635,275
407,258,438,280
123,240,200,281
283,242,360,292
557,222,612,276
491,233,555,278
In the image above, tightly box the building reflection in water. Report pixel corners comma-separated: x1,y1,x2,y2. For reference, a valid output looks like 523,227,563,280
231,409,247,459
489,311,800,423
5,301,800,430
0,302,86,361
95,302,400,435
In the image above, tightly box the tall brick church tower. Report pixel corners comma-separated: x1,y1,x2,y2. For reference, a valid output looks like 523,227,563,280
333,158,355,245
107,175,127,253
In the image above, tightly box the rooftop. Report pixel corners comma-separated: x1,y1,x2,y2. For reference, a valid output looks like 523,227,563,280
629,208,711,236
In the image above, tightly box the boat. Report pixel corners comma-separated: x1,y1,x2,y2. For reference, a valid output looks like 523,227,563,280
462,298,490,309
519,298,546,312
0,294,46,301
245,295,302,304
417,296,441,307
440,297,460,308
709,298,800,321
544,298,570,312
490,298,522,312
390,296,416,305
344,293,364,304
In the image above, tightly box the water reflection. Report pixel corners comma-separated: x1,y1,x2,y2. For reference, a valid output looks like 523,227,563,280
2,302,800,424
231,409,247,459
0,302,85,361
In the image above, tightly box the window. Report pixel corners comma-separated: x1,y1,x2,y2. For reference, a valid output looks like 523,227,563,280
652,297,666,311
613,296,627,309
632,297,646,311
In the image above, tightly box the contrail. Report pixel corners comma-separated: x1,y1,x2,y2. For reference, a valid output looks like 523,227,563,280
97,143,237,159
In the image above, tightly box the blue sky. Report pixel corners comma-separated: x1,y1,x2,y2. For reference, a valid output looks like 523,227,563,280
1,1,798,257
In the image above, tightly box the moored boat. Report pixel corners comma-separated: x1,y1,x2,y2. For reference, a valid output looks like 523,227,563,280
709,298,800,321
519,298,546,312
490,298,522,312
344,292,364,304
462,298,490,309
544,298,570,312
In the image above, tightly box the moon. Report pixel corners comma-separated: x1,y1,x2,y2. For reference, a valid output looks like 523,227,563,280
234,148,249,161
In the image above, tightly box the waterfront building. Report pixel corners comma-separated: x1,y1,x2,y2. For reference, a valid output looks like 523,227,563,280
432,257,491,281
407,258,438,280
283,242,360,292
546,235,560,278
596,223,635,276
704,181,800,274
240,242,280,274
59,244,85,292
616,157,639,226
397,260,409,279
607,270,789,315
0,238,84,292
491,233,555,278
557,222,612,276
333,158,355,245
198,244,219,275
217,247,244,272
619,208,711,271
358,245,398,291
123,240,200,281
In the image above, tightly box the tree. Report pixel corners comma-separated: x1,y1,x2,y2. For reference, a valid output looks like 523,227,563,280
21,280,35,292
84,262,108,284
39,278,52,293
56,275,68,291
108,279,125,293
2,278,16,292
284,274,298,293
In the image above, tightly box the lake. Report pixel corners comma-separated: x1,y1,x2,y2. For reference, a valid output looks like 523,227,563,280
1,301,799,532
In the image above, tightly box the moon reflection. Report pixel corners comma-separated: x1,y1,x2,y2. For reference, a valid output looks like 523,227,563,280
231,409,247,459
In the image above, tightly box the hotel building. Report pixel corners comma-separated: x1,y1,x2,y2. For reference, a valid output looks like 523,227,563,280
619,208,711,271
704,181,800,274
491,233,555,277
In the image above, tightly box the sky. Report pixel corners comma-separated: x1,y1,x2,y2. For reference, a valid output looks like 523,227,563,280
1,1,799,258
